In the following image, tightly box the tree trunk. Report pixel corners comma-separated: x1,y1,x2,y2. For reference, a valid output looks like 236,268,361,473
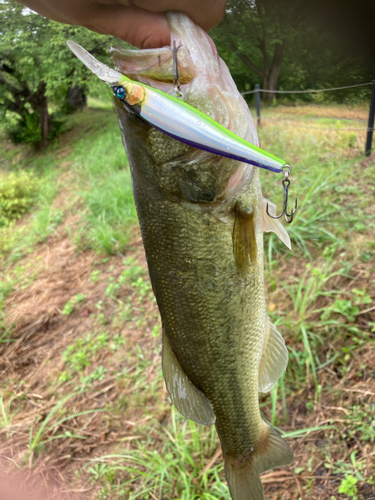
262,42,285,105
67,85,87,112
229,40,285,105
31,82,50,149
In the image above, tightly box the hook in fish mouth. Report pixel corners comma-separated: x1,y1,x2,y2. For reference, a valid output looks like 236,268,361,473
170,40,184,99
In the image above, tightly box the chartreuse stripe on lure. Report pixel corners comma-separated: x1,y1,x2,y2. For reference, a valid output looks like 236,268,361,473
112,76,284,173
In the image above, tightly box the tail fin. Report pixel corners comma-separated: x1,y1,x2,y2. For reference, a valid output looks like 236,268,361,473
224,425,293,500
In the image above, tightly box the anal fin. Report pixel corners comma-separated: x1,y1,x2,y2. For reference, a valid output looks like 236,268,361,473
262,198,291,250
258,317,288,393
233,203,257,277
162,332,215,425
255,425,294,474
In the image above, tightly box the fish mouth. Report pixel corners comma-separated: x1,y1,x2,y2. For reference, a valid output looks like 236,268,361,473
109,14,197,91
110,12,256,145
110,12,259,202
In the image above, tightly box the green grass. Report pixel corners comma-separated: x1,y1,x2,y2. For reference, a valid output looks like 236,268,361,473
85,408,229,500
0,107,138,319
0,103,374,499
71,114,137,254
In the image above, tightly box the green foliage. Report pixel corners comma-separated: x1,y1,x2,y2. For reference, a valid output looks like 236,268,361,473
27,391,102,461
70,115,138,254
6,112,66,147
211,0,372,103
105,258,146,298
0,171,39,226
90,270,101,283
344,404,375,443
62,293,86,315
331,299,359,322
86,409,230,500
59,330,110,382
338,475,358,499
0,394,19,430
0,0,127,147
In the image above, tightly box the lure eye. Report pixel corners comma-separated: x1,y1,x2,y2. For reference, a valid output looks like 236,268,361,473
116,86,126,100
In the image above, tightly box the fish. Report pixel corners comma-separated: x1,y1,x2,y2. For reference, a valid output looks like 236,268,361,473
68,12,293,500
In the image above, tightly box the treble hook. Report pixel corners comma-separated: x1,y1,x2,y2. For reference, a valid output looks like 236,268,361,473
266,165,297,223
170,40,184,99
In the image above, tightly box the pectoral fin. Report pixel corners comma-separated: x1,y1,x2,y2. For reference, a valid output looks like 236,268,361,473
162,332,216,425
233,204,257,277
262,198,291,250
258,317,288,393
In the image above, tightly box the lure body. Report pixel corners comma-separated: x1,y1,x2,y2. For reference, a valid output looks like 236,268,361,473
67,39,285,173
114,79,285,173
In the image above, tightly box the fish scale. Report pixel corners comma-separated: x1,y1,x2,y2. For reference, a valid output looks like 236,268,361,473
68,12,294,500
140,175,266,455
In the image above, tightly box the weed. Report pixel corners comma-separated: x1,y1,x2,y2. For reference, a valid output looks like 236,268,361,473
105,259,146,298
338,475,358,499
60,330,111,380
151,325,160,338
91,270,101,283
28,392,103,461
72,124,137,254
326,451,368,486
331,299,359,322
62,293,87,315
80,366,107,387
86,408,229,500
0,171,39,226
110,333,125,351
344,404,375,443
0,394,18,430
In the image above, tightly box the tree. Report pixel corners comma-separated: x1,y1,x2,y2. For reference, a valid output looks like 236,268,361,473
0,1,118,149
211,0,307,104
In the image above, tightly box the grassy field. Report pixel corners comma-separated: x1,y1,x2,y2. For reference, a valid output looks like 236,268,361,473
0,101,374,500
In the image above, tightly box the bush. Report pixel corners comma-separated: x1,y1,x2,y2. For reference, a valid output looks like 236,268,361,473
6,112,66,148
0,171,40,226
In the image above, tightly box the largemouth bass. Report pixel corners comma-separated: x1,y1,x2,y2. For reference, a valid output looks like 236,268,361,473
69,12,293,500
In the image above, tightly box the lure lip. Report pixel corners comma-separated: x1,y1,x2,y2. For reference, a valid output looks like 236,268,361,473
67,40,123,84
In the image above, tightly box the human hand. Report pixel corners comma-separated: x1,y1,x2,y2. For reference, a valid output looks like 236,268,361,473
16,0,227,48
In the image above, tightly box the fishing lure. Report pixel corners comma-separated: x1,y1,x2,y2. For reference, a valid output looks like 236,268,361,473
68,40,285,173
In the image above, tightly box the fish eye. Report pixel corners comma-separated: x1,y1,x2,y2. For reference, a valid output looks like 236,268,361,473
116,86,126,100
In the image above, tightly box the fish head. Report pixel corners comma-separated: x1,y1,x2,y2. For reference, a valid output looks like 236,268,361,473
68,13,259,203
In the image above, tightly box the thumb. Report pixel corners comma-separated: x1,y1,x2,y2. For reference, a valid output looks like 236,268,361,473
84,4,170,48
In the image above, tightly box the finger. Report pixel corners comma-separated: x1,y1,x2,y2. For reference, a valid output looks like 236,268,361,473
130,0,227,31
83,4,170,48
